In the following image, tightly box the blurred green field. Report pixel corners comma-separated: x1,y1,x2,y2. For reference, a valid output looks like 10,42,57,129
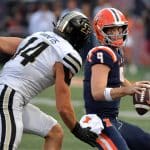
19,65,150,150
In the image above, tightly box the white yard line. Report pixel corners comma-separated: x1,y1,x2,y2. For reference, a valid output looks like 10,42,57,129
31,98,150,119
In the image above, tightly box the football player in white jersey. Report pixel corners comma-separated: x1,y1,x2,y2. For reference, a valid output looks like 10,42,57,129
0,11,98,150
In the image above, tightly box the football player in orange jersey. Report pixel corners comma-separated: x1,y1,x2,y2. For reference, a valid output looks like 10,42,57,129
83,8,150,150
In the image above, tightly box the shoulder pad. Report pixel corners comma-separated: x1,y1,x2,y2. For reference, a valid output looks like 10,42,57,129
87,46,117,63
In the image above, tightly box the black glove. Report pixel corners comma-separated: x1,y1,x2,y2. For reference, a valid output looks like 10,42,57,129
71,122,98,147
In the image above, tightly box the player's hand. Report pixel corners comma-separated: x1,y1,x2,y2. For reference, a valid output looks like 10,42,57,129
71,122,98,147
124,81,150,95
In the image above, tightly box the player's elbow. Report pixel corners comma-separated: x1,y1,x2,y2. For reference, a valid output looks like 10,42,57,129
92,90,104,101
91,86,106,101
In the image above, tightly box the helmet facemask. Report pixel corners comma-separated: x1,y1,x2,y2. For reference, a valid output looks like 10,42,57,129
101,25,128,47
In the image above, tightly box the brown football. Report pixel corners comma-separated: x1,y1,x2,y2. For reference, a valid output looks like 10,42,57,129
133,88,150,115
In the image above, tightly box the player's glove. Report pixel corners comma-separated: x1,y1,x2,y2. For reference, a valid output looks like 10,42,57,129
71,122,98,147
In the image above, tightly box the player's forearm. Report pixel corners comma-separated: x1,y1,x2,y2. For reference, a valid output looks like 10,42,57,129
110,87,129,99
55,80,77,130
0,37,22,55
59,103,77,131
54,63,77,130
109,78,132,99
93,86,128,101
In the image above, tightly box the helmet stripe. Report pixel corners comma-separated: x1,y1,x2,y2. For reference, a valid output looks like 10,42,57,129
57,11,87,32
110,8,120,22
106,9,117,23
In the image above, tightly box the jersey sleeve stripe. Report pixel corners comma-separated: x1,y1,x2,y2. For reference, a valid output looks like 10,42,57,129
68,53,82,68
63,53,81,74
87,46,117,63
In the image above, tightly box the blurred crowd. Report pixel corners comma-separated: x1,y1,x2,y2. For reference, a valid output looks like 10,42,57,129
0,0,150,65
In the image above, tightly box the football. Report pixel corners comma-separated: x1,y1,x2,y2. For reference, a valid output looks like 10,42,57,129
133,88,150,115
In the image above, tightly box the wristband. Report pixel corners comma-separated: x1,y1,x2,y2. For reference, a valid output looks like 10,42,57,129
104,88,112,101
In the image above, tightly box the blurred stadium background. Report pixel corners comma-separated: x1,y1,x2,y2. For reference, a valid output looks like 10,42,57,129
0,0,149,149
0,0,150,66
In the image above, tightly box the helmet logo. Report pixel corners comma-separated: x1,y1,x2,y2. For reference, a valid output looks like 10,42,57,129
81,22,91,35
